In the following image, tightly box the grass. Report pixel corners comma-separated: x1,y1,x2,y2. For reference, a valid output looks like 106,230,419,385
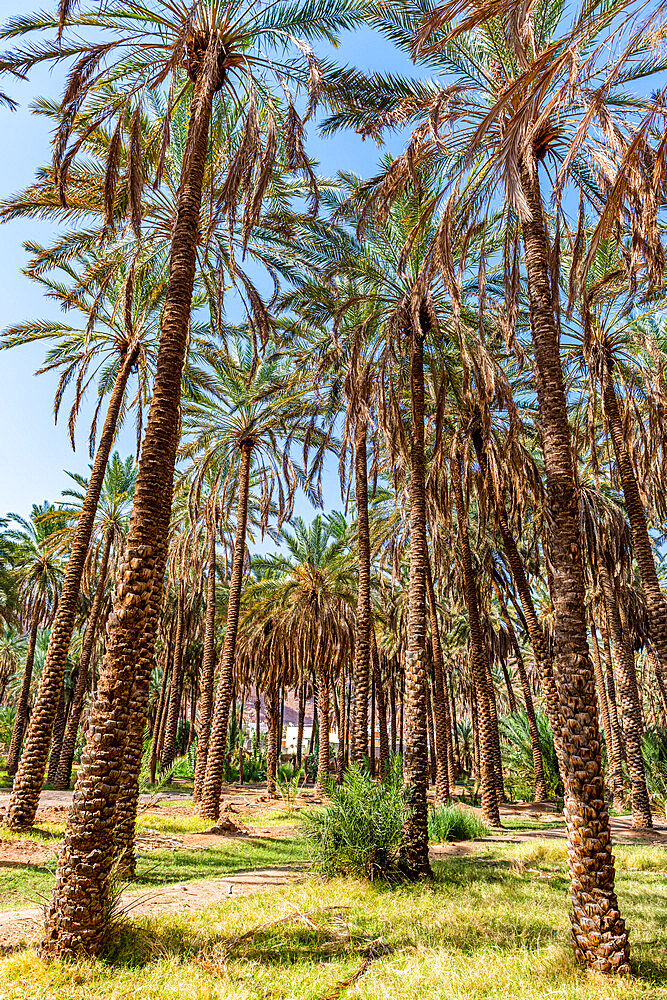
499,816,566,832
2,843,667,999
428,805,490,843
0,834,308,912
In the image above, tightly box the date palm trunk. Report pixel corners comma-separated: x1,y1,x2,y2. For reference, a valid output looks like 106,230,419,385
41,49,222,957
266,684,279,795
371,628,389,774
425,558,452,801
598,564,652,828
471,429,562,755
351,420,371,764
601,349,667,680
399,318,433,877
519,157,629,973
6,609,40,776
199,444,252,819
46,681,67,785
193,511,218,803
7,347,136,830
451,450,501,825
149,640,170,785
54,530,113,790
315,650,330,793
296,681,306,769
161,583,186,770
589,614,621,805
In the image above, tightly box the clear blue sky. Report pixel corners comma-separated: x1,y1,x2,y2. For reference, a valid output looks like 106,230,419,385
0,5,415,527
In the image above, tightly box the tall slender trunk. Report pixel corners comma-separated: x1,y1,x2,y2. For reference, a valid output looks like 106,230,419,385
7,350,136,830
6,609,40,776
149,641,171,785
54,531,113,791
161,585,186,769
351,420,371,764
598,614,626,807
598,564,651,828
493,580,547,800
266,684,279,795
425,558,452,801
315,636,330,792
451,451,501,825
199,445,251,819
46,681,67,786
520,158,629,973
193,513,217,803
41,52,222,957
371,629,389,773
389,665,397,755
589,613,620,804
399,318,432,877
296,681,306,768
336,679,346,782
485,657,505,802
601,350,667,678
425,678,436,785
471,429,562,753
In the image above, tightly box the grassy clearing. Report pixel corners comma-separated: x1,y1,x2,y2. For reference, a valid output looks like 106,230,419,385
428,804,489,842
499,816,566,832
0,835,308,912
2,845,667,999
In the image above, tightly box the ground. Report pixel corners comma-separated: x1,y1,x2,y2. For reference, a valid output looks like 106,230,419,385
0,784,666,1000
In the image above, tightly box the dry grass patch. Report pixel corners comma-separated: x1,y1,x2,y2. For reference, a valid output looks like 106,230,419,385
1,847,666,999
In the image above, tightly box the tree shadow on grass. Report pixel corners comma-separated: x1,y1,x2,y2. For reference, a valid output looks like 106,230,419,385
132,837,308,888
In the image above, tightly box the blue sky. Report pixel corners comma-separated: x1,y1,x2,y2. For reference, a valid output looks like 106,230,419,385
0,7,416,530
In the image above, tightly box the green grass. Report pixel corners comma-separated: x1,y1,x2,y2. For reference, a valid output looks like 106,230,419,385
428,804,490,842
499,816,566,832
0,835,308,912
3,844,667,999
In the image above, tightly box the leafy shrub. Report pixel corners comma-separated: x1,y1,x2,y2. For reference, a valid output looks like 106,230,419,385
303,757,406,881
499,710,561,798
428,804,489,843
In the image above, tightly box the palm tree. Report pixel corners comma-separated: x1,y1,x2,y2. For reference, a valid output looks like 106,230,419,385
2,0,360,956
5,505,62,775
4,262,161,829
52,454,136,789
185,339,331,818
329,0,664,968
244,516,356,790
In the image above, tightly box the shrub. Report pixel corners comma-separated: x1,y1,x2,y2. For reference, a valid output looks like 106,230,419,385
303,757,406,881
428,804,489,843
642,727,667,810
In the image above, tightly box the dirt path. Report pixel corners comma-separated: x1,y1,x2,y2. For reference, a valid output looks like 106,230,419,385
0,866,305,951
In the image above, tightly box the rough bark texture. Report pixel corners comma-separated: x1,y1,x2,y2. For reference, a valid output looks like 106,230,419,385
471,429,563,761
54,531,113,790
371,629,389,773
425,559,452,801
399,321,432,877
520,158,629,973
199,444,251,819
266,684,280,795
296,682,306,768
193,515,218,803
6,609,40,777
40,55,219,958
351,422,371,764
451,451,501,825
602,352,667,680
7,349,135,830
598,565,652,828
149,640,170,786
161,585,186,770
47,681,67,786
589,615,620,805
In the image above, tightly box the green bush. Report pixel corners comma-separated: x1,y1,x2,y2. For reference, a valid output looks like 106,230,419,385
642,727,667,809
428,804,489,843
303,757,406,881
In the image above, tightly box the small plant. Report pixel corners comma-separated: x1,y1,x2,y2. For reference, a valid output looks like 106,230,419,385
428,804,490,843
303,757,406,881
276,765,304,815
